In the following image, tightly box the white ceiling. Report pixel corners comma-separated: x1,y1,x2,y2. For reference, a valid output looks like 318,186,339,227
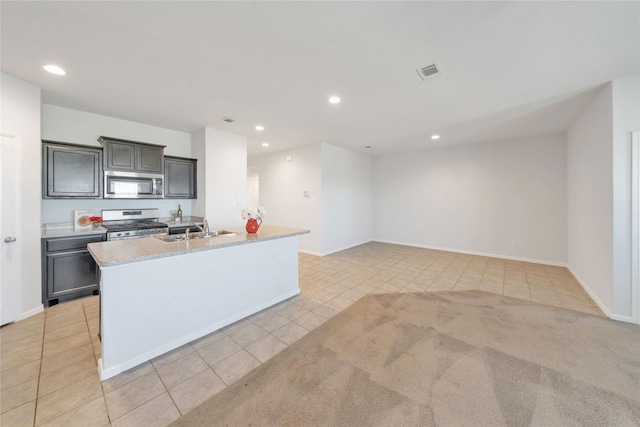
1,1,638,157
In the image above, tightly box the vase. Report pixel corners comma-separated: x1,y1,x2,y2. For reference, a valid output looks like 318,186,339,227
246,218,262,233
91,222,101,229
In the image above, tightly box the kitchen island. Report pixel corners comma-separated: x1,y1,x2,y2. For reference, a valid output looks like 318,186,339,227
88,225,309,380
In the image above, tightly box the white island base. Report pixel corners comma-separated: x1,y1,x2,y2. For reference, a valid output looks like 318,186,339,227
96,232,302,380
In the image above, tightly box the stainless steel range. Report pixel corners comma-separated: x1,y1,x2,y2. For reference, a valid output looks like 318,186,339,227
102,208,168,241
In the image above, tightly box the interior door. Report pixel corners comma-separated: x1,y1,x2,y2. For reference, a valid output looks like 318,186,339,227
1,134,22,326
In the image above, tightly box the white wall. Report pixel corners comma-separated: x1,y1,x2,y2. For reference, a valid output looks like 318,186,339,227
42,104,192,154
191,128,206,217
203,127,247,228
249,145,323,254
1,73,43,318
567,84,614,313
321,144,373,254
566,76,640,322
41,105,196,222
612,75,640,318
374,135,567,264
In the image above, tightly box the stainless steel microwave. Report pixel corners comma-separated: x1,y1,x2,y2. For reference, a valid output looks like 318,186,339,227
104,171,164,199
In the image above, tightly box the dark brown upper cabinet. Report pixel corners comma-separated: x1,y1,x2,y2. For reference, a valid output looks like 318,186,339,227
42,141,102,199
164,156,197,199
99,136,165,174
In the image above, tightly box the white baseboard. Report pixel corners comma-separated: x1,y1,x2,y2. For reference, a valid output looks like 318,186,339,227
373,239,567,267
564,265,638,324
321,240,373,257
564,265,614,319
21,305,43,320
610,314,634,323
299,240,373,257
298,248,323,256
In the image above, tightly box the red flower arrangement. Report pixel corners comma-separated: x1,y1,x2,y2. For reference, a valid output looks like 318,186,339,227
89,216,103,226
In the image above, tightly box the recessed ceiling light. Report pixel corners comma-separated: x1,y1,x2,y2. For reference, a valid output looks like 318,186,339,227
262,142,270,147
255,125,264,131
365,146,372,149
431,135,440,140
329,96,341,104
43,65,66,75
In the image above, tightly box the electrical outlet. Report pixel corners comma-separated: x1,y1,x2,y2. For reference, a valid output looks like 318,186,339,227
510,240,517,247
303,190,310,197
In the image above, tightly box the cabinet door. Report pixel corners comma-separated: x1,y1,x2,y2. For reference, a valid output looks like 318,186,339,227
41,234,105,306
164,157,197,199
137,145,164,174
44,144,101,198
46,251,99,301
104,141,136,171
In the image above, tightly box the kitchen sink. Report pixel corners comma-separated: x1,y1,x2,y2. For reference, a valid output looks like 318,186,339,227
153,230,236,242
190,230,237,239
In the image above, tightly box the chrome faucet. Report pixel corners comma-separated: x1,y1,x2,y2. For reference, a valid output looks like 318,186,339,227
185,220,209,239
192,223,206,233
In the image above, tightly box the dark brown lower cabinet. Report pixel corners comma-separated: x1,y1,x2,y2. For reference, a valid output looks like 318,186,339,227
41,234,105,307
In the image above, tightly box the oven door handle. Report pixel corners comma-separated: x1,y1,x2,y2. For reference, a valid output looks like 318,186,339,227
108,235,145,241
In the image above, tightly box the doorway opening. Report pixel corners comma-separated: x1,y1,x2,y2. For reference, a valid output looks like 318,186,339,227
247,168,259,207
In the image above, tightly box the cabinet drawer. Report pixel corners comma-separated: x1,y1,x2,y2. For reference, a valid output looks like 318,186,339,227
46,234,105,252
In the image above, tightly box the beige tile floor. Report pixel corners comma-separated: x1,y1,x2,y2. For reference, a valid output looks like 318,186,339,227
0,242,603,426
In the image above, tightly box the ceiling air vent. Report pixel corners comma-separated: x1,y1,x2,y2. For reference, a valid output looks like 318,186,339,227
221,116,236,124
416,62,443,81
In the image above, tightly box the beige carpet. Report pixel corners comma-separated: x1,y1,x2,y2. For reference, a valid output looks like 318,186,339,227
171,291,640,427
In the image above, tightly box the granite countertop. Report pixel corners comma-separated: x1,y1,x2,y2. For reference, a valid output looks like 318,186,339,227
42,224,107,239
42,216,204,238
88,225,310,267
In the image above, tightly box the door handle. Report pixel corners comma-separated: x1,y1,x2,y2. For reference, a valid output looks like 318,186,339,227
4,237,16,243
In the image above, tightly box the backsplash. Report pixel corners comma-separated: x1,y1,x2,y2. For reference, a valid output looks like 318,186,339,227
41,199,198,224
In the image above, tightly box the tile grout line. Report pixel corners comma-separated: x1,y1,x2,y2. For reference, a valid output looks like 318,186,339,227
475,257,490,292
30,308,48,427
85,299,115,427
36,302,98,427
422,251,451,291
154,352,185,418
448,254,472,291
523,266,534,301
